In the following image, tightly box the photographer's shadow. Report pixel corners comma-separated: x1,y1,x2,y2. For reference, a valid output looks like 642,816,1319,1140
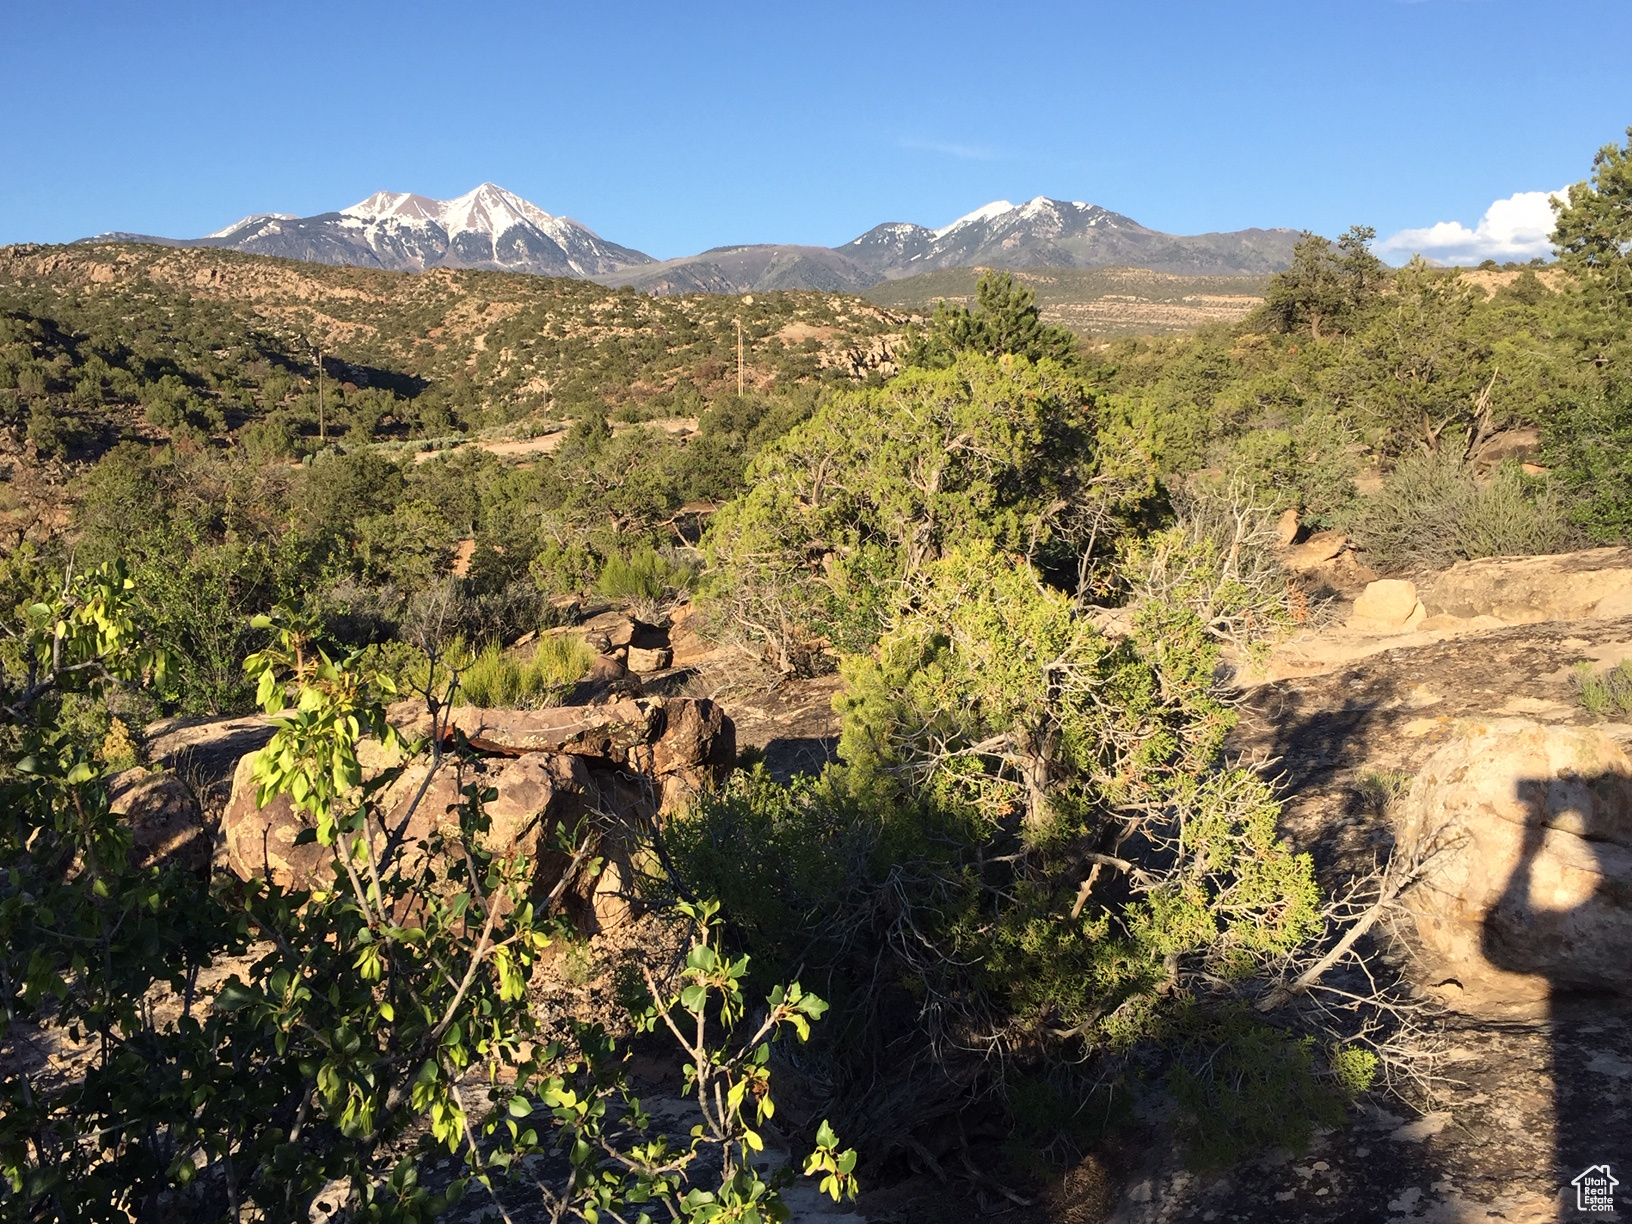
1476,768,1632,1216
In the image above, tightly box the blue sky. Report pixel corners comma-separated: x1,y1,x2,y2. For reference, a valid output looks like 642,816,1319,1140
2,1,1629,262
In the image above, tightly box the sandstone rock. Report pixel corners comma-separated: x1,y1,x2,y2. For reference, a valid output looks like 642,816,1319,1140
1469,426,1540,468
221,754,329,889
626,646,673,673
142,713,277,814
1280,531,1383,598
223,749,590,893
1284,530,1347,568
225,698,734,895
652,699,736,809
372,753,591,903
444,699,661,759
666,605,716,668
1591,583,1632,620
1350,579,1425,633
1394,719,1632,1013
585,652,628,683
1275,507,1300,547
578,611,637,652
586,855,633,932
1422,547,1632,624
1418,613,1508,634
108,769,209,872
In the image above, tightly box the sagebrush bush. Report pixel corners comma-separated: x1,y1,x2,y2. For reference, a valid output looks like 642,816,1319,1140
1345,452,1571,572
1455,463,1572,559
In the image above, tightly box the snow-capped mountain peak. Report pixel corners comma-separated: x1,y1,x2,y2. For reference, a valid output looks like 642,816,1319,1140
208,183,658,277
342,190,443,224
342,183,563,239
206,213,296,239
82,188,1297,291
933,200,1015,238
439,183,554,238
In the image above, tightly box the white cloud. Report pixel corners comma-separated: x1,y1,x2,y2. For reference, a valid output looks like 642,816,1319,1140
1376,187,1569,265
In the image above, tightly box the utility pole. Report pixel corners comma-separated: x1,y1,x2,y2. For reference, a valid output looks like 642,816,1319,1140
735,318,744,397
310,341,326,442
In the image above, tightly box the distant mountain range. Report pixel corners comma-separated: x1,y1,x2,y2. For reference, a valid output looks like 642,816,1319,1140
86,183,652,280
81,185,1301,292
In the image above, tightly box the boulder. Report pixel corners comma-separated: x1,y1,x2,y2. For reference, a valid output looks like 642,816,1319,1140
1422,547,1632,624
442,698,662,759
666,605,716,668
1468,426,1540,469
626,646,673,673
223,750,590,894
374,752,591,871
221,754,330,889
651,698,736,810
585,652,628,683
1283,530,1347,568
578,611,638,652
1349,578,1425,633
1393,719,1632,1014
434,697,732,781
108,769,209,873
224,698,734,896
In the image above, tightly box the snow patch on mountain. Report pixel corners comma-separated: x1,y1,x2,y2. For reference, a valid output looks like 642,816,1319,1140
933,200,1016,238
206,213,295,238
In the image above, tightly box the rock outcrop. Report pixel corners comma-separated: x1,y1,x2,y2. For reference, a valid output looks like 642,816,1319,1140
1348,578,1426,634
1279,530,1379,598
1423,546,1632,625
108,769,210,872
1392,719,1632,1014
221,697,735,926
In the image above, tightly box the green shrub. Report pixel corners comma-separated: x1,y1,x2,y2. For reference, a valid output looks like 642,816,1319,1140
458,634,594,708
1166,1006,1354,1169
1572,658,1632,717
1454,463,1572,560
1206,406,1359,528
596,544,695,604
532,632,597,690
671,545,1333,1163
27,401,82,457
460,641,532,708
1345,452,1571,572
3,586,859,1220
240,414,299,463
1545,382,1632,543
701,352,1101,668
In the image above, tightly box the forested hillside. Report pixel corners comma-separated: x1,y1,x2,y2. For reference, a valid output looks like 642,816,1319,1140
0,241,900,455
3,130,1632,1223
